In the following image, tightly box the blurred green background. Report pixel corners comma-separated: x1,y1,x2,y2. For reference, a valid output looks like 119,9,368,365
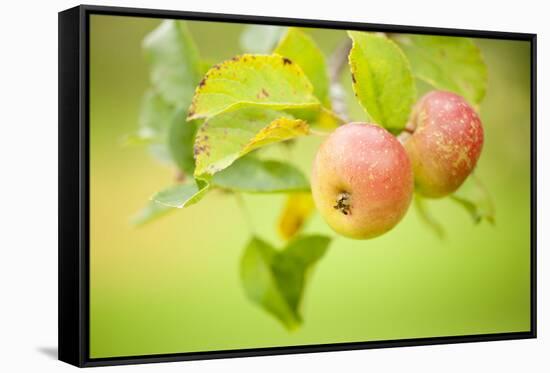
89,15,531,358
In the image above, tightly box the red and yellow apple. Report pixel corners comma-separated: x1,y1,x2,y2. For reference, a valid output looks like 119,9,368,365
403,90,484,198
311,123,413,239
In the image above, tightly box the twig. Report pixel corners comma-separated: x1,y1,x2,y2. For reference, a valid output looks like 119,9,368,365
328,39,352,122
329,39,352,82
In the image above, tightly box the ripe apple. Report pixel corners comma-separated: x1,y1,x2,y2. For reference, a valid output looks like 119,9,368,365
403,90,484,198
311,123,413,239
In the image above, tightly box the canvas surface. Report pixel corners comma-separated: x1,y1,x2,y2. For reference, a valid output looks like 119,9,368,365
89,14,532,358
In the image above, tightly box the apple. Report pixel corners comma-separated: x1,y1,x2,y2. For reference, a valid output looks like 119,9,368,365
403,90,484,198
311,123,413,239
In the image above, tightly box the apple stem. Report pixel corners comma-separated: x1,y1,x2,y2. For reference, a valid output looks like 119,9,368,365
396,121,415,144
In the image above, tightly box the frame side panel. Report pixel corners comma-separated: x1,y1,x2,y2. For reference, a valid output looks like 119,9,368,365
58,6,85,367
530,35,537,337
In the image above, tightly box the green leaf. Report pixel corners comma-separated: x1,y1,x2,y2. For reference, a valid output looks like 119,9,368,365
414,194,445,239
241,235,330,330
240,25,287,54
212,156,309,193
151,180,210,208
131,200,174,226
168,108,200,175
140,20,203,167
450,174,495,224
138,89,174,143
348,31,416,133
136,92,195,167
187,54,319,120
148,143,173,165
143,20,202,106
193,108,309,177
392,34,488,106
274,28,330,104
278,193,315,240
135,89,174,164
273,236,329,312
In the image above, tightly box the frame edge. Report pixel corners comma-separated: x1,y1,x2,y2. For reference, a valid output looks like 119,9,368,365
58,5,86,368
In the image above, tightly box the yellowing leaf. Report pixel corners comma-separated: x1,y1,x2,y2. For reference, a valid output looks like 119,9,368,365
193,108,309,177
278,193,315,240
188,54,319,120
348,31,416,133
316,107,344,129
274,28,330,104
242,118,309,154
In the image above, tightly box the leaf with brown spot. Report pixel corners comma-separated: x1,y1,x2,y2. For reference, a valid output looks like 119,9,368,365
193,108,310,177
257,88,270,99
188,54,319,120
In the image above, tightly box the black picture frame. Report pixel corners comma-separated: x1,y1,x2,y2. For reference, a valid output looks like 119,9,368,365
58,4,537,368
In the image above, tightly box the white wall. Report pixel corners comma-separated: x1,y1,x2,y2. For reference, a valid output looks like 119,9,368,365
0,0,546,371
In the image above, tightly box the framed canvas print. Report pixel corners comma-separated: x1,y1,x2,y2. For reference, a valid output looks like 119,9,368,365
58,5,537,367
